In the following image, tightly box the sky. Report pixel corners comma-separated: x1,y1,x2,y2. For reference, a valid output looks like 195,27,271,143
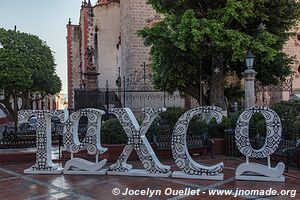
0,0,98,93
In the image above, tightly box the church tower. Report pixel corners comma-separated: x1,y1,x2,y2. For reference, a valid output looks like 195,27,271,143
120,0,156,89
67,0,120,109
80,0,99,92
93,0,120,89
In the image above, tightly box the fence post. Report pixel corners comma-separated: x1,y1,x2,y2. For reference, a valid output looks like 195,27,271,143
123,76,126,107
105,80,109,119
163,92,166,107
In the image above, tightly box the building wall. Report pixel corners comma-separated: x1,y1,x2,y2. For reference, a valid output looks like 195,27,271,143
68,1,300,103
80,6,89,80
120,0,156,86
67,24,81,109
94,3,120,89
283,23,300,94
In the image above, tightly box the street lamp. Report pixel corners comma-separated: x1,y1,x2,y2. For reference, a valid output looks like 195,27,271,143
245,50,255,69
243,50,257,108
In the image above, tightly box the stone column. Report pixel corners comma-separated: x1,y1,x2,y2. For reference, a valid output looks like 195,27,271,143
244,69,257,108
84,72,100,91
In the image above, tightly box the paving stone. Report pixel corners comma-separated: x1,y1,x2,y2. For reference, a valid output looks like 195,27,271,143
0,156,298,200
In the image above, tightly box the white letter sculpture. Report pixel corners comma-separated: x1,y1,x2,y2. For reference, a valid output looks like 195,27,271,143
63,109,107,175
235,107,285,182
107,108,171,177
172,106,224,180
18,110,68,174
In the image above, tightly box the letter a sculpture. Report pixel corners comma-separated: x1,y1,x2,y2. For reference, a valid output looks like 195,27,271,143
63,109,107,174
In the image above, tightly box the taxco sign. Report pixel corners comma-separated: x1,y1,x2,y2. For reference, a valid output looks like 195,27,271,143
18,106,285,182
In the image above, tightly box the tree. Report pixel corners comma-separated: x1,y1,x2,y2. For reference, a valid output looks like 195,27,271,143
0,28,62,131
138,0,300,109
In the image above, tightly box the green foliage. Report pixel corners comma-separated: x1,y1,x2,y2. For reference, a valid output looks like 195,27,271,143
248,113,266,137
101,117,160,144
227,105,300,140
272,101,300,128
139,0,300,104
221,116,232,129
0,28,61,94
207,117,235,138
148,118,160,142
226,110,267,137
0,28,61,124
187,116,208,136
272,101,300,139
228,110,244,127
158,107,230,138
101,101,300,144
101,118,127,144
158,107,186,128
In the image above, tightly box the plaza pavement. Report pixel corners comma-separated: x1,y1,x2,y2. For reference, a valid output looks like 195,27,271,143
0,156,299,200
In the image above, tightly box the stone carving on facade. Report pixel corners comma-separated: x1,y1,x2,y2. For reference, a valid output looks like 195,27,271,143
97,0,120,6
86,47,96,72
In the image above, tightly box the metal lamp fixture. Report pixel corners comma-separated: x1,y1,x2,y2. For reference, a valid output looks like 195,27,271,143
245,50,255,69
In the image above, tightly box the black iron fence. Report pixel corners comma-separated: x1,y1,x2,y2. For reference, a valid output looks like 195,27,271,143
74,88,185,114
224,126,300,157
0,123,64,149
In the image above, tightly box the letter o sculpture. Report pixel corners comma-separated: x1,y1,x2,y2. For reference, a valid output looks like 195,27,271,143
235,107,282,158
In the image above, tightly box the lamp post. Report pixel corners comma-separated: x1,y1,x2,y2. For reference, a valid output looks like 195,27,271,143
244,51,257,108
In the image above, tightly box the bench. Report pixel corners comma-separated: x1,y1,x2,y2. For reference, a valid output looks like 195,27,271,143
255,134,300,172
153,133,214,158
2,124,35,144
1,123,65,148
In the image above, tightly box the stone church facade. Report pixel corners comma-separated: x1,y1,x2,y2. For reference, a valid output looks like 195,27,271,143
67,0,300,109
67,0,184,111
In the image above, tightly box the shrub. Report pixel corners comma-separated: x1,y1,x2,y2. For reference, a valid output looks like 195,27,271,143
207,117,231,138
228,110,244,128
271,101,300,140
157,107,233,138
101,116,160,144
187,116,208,136
158,107,186,128
101,118,127,144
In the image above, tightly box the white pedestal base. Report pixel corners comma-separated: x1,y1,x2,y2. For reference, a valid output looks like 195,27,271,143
107,169,171,178
24,167,63,174
235,174,285,182
235,162,285,182
172,171,224,180
63,158,107,175
63,168,107,175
